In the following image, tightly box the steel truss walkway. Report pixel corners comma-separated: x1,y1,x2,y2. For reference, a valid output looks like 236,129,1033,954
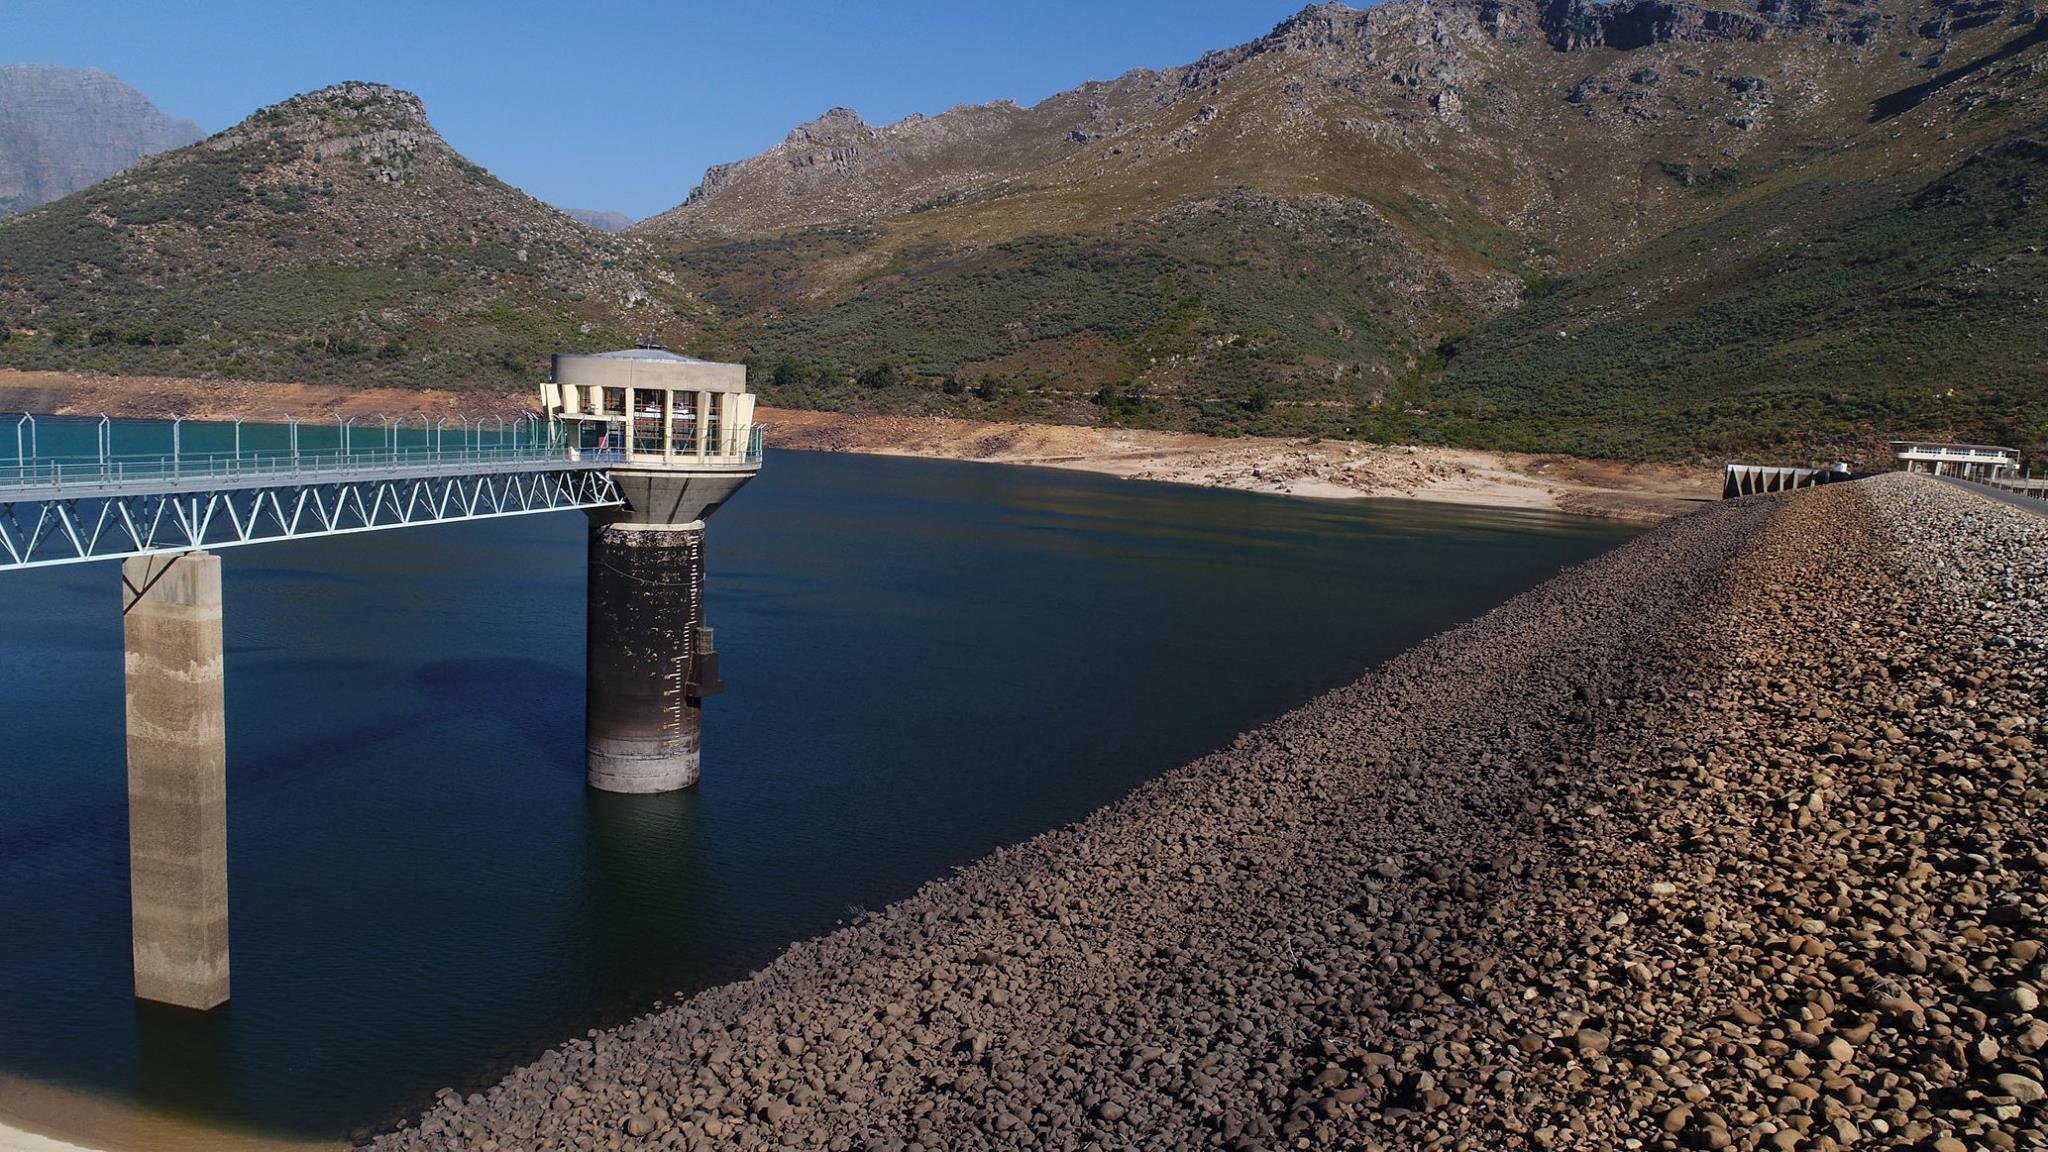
0,445,623,572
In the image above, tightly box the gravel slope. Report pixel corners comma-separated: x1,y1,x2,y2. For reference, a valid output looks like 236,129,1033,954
372,474,2044,1152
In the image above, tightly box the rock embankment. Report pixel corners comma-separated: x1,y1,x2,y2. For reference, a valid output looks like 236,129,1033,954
374,474,2044,1151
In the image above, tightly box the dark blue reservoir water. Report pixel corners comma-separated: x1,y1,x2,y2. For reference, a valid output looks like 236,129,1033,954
0,445,1638,1142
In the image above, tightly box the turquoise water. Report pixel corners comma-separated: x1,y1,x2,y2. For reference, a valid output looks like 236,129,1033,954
0,443,1638,1140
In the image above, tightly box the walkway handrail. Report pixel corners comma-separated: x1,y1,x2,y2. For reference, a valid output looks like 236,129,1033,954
2,417,768,501
0,414,768,572
1967,474,2048,502
1,442,582,499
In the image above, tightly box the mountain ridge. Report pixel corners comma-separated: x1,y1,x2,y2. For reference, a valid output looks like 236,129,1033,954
562,207,636,232
0,64,203,216
0,81,699,390
1,0,2042,459
634,0,1914,247
630,0,2046,460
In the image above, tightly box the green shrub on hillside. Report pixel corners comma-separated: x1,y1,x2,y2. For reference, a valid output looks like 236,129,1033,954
1433,130,2048,462
687,195,1467,439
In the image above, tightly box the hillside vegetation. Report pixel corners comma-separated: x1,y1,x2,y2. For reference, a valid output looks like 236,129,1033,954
1427,123,2048,459
646,0,2048,462
1,0,2043,460
0,83,698,392
685,192,1520,434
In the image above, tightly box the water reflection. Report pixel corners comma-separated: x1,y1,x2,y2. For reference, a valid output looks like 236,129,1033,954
580,789,710,999
133,999,239,1127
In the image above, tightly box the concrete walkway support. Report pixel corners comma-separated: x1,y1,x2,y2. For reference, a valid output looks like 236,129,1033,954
120,551,229,1010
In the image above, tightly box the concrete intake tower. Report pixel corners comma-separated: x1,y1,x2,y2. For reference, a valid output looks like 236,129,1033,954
542,349,762,793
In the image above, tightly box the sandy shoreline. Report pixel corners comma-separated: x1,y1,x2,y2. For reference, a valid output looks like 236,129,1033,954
0,369,521,424
0,369,1715,522
0,1113,89,1152
0,1075,340,1152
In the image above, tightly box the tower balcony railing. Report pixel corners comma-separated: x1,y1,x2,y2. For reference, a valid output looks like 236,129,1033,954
566,424,765,470
1891,444,2020,463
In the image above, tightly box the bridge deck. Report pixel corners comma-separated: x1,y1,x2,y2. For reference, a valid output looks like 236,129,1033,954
0,447,640,572
0,446,616,503
1,415,765,572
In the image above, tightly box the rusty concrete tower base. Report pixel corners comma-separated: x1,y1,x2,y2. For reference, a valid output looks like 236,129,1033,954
121,551,229,1010
586,524,707,793
583,474,749,794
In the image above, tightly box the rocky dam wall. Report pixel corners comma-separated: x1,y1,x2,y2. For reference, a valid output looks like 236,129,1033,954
371,474,2045,1152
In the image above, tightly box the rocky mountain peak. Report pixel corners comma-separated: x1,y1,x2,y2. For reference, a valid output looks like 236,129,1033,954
208,81,443,165
1259,1,1372,47
788,106,873,144
286,80,426,119
0,79,701,390
1538,0,1886,49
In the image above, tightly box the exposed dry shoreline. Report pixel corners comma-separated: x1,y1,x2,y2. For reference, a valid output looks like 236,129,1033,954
365,476,2044,1150
0,370,1714,522
758,408,1714,522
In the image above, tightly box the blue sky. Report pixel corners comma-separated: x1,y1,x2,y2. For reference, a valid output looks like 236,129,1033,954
4,1,1324,220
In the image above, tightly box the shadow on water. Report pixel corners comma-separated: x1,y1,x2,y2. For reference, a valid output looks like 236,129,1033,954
0,659,558,870
363,789,720,1138
132,1000,240,1128
0,657,502,873
412,657,587,771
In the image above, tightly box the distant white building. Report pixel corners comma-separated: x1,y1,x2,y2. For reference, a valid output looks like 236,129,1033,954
1890,441,2020,480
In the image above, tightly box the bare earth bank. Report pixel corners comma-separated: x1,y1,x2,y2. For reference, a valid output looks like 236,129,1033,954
0,369,520,425
0,371,1713,522
758,408,1715,522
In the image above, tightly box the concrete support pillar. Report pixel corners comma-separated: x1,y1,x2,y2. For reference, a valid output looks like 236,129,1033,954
586,525,705,793
121,551,229,1010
